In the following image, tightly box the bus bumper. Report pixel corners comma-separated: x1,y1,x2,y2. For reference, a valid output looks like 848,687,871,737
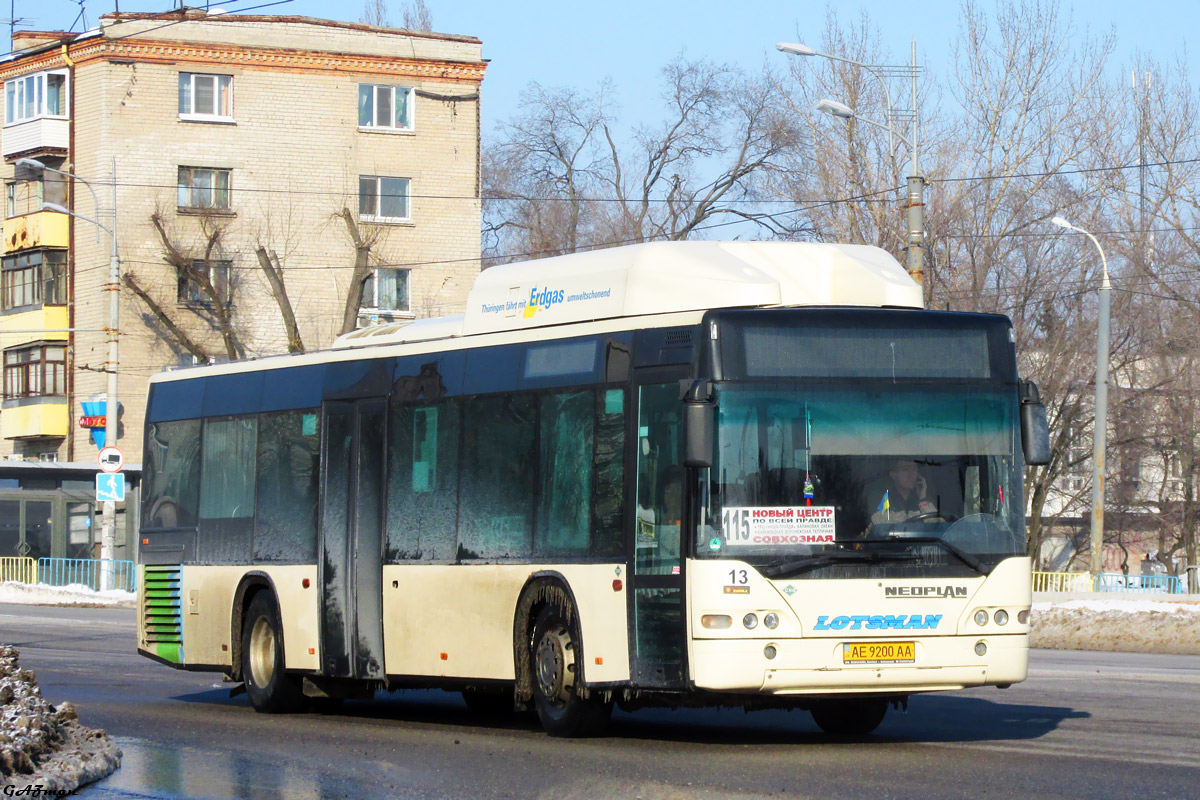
691,633,1028,694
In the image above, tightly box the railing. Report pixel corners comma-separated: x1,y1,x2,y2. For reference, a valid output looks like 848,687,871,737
34,558,137,593
1093,573,1185,595
0,556,36,584
1032,571,1092,593
1033,570,1189,594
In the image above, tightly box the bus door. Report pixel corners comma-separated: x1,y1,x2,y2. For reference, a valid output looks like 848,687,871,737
319,398,387,680
629,372,688,688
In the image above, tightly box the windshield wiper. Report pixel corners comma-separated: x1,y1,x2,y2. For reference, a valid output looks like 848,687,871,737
871,536,989,575
762,549,920,579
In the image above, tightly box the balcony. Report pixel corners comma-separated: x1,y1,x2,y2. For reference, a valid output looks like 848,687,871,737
0,397,67,440
1,117,69,160
0,306,68,346
4,211,68,253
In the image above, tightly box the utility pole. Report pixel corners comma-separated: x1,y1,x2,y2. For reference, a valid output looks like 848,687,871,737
100,158,119,591
904,39,924,289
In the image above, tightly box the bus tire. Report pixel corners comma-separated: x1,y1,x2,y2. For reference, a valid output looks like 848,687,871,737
241,592,304,714
530,603,611,737
810,697,888,736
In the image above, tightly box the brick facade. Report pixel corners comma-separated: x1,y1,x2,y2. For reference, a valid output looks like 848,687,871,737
0,11,485,463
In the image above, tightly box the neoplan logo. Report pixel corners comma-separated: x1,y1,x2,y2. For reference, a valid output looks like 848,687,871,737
884,586,968,599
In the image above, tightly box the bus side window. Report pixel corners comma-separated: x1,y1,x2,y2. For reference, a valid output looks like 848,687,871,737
386,401,460,561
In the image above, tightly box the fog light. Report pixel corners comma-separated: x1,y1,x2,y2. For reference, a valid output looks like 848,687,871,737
764,613,780,629
701,614,732,629
973,609,988,626
1017,609,1030,624
994,609,1009,626
975,640,988,657
743,613,758,629
764,645,777,659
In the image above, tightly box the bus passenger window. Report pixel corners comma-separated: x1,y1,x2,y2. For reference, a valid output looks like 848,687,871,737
386,401,460,561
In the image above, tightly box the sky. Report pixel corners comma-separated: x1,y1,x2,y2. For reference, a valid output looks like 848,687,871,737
10,0,1198,138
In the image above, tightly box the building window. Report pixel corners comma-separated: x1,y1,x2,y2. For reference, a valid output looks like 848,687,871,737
178,167,231,211
358,176,411,222
360,268,410,312
1,251,66,310
4,71,68,125
178,259,232,306
358,84,413,131
178,73,233,121
3,343,65,399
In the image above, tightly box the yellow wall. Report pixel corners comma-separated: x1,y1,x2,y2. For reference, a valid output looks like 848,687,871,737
2,212,69,253
0,400,68,439
0,306,69,347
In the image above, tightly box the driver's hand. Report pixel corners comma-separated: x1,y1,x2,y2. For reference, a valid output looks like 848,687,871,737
916,475,927,500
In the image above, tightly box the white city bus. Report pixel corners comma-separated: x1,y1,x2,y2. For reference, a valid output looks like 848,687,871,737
138,241,1050,737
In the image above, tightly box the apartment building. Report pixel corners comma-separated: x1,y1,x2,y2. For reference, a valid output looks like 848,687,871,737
0,9,485,560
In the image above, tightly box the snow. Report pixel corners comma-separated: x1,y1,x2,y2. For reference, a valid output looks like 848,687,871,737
1034,598,1200,615
1032,595,1200,654
0,645,121,791
0,582,135,609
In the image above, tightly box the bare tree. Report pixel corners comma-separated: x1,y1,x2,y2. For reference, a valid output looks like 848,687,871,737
484,56,805,263
402,0,432,32
360,0,390,27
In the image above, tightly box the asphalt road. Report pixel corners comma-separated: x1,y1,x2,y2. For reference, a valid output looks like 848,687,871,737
2,603,1197,799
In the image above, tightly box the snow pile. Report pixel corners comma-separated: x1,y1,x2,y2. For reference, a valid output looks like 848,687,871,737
0,645,121,792
1031,597,1200,654
0,582,135,609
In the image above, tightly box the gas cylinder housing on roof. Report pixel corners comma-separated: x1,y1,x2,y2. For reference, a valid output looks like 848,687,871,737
334,241,922,348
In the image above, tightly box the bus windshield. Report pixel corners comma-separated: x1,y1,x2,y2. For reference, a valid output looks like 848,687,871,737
700,383,1024,577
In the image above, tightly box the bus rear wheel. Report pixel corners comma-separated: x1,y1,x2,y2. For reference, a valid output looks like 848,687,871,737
810,697,888,736
530,603,611,737
241,592,304,714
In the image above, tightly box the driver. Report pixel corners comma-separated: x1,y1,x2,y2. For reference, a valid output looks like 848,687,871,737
871,458,938,524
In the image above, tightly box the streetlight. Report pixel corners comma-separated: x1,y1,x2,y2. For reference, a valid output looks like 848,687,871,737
778,40,925,286
1051,215,1111,579
23,158,121,588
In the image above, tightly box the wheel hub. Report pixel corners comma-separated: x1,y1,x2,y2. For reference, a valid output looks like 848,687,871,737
249,616,276,688
535,624,575,706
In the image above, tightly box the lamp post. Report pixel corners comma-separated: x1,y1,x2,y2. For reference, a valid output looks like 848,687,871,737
1052,216,1111,578
22,158,120,588
777,41,925,286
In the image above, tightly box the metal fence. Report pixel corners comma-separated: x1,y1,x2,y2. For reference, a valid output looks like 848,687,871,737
34,558,137,593
1032,571,1092,592
0,556,36,584
1093,573,1185,594
1033,570,1188,594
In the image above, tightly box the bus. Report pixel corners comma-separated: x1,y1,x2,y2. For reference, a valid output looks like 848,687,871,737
137,240,1050,737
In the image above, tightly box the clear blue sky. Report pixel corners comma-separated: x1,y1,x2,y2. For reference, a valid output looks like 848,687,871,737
13,0,1196,136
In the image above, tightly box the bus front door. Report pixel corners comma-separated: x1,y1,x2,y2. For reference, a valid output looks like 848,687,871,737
630,377,688,689
319,399,387,680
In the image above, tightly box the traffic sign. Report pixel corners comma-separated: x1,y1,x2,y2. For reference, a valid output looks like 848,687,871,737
96,473,125,503
98,446,124,473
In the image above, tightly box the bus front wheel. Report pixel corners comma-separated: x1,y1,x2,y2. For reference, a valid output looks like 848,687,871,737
810,697,888,736
241,592,304,714
530,603,611,737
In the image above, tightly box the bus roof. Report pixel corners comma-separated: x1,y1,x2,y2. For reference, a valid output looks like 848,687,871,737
335,241,921,348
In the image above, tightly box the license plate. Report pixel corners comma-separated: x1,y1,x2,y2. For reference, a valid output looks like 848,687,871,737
842,641,916,665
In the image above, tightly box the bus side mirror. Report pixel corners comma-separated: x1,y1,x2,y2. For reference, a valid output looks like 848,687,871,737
1020,380,1051,466
681,379,713,469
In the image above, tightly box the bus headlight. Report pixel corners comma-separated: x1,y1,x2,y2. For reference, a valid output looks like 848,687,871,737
701,614,732,629
973,609,988,626
975,640,988,656
743,613,758,629
1017,610,1030,624
764,613,780,629
994,609,1009,626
